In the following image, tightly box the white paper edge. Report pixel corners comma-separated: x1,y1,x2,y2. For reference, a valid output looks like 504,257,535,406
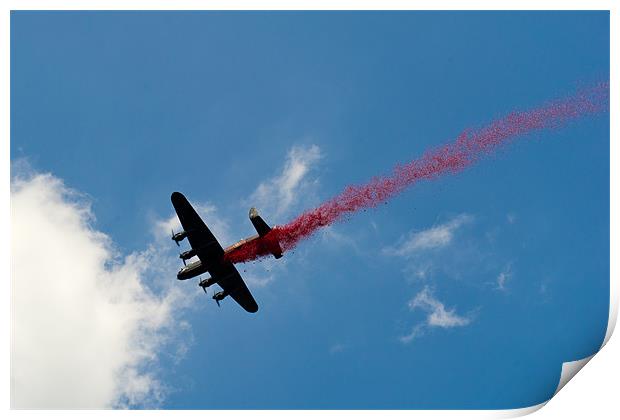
2,1,617,418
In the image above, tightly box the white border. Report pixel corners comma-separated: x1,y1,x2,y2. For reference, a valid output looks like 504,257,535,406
2,1,616,419
0,1,616,11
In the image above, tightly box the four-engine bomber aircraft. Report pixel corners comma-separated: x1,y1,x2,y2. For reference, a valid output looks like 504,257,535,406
170,192,282,313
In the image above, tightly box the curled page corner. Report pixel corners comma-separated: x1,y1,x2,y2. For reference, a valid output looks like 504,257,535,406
551,302,617,398
503,355,597,418
495,355,596,419
554,355,595,396
498,402,547,418
602,298,618,348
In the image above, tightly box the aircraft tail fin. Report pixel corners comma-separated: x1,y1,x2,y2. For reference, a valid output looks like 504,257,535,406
249,208,283,259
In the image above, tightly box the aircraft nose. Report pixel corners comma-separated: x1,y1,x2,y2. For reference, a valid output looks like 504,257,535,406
176,266,189,280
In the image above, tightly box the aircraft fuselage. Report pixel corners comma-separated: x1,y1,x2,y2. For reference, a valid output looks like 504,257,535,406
176,234,260,280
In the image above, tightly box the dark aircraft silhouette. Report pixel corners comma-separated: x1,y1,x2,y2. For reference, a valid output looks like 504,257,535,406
170,192,282,313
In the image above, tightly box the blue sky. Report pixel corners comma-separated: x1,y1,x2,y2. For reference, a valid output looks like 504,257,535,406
11,11,609,409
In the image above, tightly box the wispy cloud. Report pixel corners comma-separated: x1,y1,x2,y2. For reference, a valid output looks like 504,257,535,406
496,264,513,291
383,214,473,257
409,286,471,328
248,144,322,219
159,145,322,290
319,225,362,255
11,172,190,408
400,286,471,344
156,203,233,247
329,343,346,355
399,325,425,344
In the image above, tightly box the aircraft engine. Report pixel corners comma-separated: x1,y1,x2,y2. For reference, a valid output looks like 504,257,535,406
199,276,217,292
180,249,197,260
171,229,188,245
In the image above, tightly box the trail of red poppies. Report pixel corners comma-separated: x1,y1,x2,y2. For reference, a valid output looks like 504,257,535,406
225,82,609,264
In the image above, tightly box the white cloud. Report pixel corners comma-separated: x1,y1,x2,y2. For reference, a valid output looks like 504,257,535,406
210,144,323,287
384,214,473,257
410,287,471,328
11,142,326,408
496,264,513,291
11,173,189,408
399,325,425,344
400,286,471,344
248,144,322,219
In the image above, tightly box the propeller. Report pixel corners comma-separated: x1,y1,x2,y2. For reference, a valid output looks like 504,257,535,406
213,292,221,307
199,278,207,294
171,229,180,246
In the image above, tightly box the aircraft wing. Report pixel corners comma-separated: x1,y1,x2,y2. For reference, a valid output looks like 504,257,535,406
171,192,225,264
171,192,258,313
212,262,259,313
